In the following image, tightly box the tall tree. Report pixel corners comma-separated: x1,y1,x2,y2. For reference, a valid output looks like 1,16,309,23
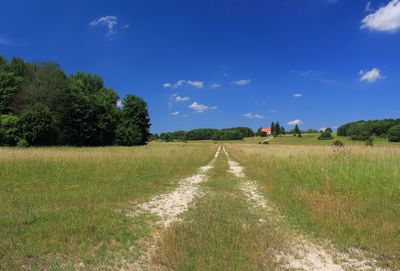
116,95,151,146
59,72,119,146
0,71,21,114
270,122,275,135
274,121,281,136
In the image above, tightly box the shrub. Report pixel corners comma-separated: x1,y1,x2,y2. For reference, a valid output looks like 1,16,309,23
318,131,333,140
332,140,344,147
16,139,29,147
0,114,21,146
262,140,269,144
20,103,57,146
365,136,374,147
388,125,400,142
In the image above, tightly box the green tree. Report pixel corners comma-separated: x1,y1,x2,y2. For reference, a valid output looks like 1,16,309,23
270,122,275,135
59,73,119,146
274,121,280,136
20,104,57,146
280,126,286,134
116,95,151,146
0,71,21,114
388,125,400,142
0,114,21,146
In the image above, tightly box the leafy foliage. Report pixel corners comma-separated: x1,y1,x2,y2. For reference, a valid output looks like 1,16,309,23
0,114,20,146
318,131,333,140
0,55,150,146
337,119,400,140
388,125,400,142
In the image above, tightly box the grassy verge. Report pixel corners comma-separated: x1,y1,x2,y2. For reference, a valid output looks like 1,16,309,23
228,144,400,269
0,143,216,270
154,150,278,270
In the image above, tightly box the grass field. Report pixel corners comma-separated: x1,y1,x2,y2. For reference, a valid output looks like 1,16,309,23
0,143,216,270
1,138,399,270
228,143,400,269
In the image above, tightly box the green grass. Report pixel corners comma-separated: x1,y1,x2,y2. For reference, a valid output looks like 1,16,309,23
228,144,400,269
242,133,399,146
154,151,278,270
0,143,216,270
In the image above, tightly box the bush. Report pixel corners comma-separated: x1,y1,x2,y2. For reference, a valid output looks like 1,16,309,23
16,139,29,147
262,140,269,144
20,103,57,146
366,136,374,147
318,131,333,140
332,140,344,147
388,125,400,142
0,114,21,146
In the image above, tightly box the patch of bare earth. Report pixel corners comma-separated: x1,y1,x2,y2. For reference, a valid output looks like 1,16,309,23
223,146,390,271
121,146,221,270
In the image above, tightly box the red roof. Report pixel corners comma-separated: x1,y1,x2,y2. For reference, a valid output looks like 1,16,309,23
261,127,272,132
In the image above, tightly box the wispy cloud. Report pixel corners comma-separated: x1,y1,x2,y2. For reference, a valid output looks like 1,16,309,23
359,68,385,83
170,111,180,116
292,70,312,76
210,82,221,88
175,96,190,102
244,113,265,119
288,119,304,126
365,1,373,12
0,36,13,45
231,79,251,86
163,80,204,88
293,93,303,98
361,0,400,32
89,16,119,37
187,80,204,88
188,102,217,113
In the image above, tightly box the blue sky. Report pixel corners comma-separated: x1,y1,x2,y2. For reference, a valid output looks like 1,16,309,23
1,0,400,133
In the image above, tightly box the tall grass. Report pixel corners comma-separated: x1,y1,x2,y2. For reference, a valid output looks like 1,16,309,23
228,144,400,269
0,143,216,270
155,153,278,270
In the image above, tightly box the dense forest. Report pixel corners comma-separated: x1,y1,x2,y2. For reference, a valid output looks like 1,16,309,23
0,55,150,146
337,119,400,141
154,127,255,141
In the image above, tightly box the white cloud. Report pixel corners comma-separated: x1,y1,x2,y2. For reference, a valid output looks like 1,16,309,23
175,96,190,102
231,79,251,86
288,119,304,126
361,0,400,32
116,100,123,108
163,80,204,88
170,111,180,116
188,102,217,113
359,68,385,83
187,80,204,88
244,113,265,119
293,93,303,98
210,82,221,88
90,16,118,37
175,80,186,87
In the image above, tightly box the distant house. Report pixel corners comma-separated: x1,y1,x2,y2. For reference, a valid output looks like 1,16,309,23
261,127,272,135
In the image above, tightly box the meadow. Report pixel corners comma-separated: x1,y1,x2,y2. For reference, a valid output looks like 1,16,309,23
1,137,399,270
0,143,216,270
228,143,400,269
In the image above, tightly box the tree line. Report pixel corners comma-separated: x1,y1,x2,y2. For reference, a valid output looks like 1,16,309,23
337,118,400,141
153,127,254,141
0,55,150,147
